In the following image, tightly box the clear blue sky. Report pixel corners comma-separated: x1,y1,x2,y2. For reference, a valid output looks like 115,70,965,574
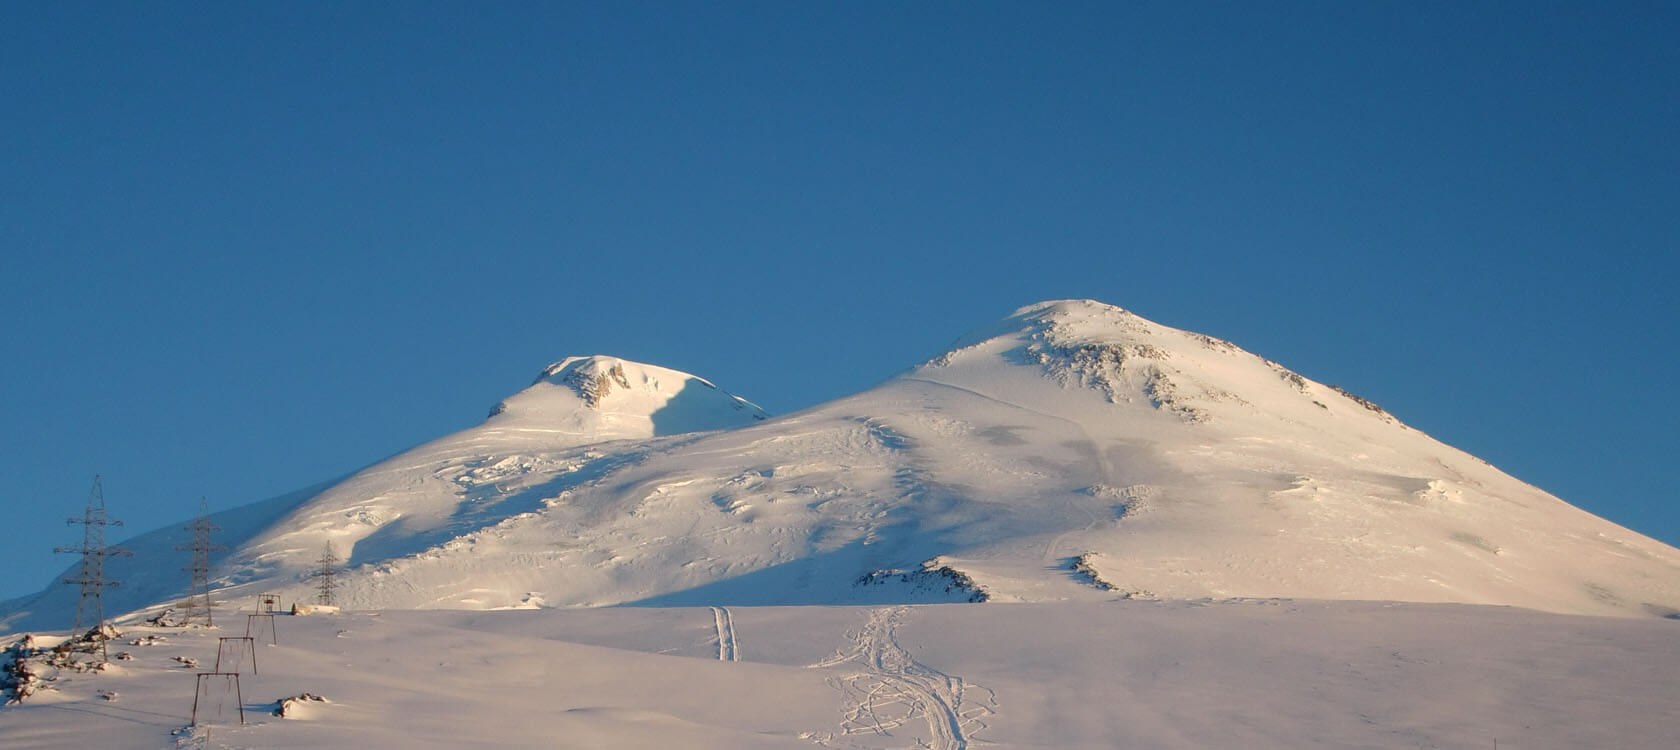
3,2,1676,601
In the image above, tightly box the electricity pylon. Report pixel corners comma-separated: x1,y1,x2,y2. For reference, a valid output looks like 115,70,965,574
309,542,339,606
54,475,132,656
175,497,224,626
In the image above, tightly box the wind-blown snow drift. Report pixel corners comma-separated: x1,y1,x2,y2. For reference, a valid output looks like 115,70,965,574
4,300,1677,632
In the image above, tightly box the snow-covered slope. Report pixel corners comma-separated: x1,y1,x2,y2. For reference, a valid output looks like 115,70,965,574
4,301,1678,633
7,601,1679,749
0,356,765,632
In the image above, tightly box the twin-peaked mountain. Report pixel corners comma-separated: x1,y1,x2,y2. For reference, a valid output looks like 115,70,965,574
5,300,1677,632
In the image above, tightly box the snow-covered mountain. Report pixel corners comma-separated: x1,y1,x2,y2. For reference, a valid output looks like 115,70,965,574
5,300,1678,632
484,355,768,440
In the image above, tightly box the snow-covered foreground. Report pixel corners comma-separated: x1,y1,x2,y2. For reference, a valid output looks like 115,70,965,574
6,600,1677,749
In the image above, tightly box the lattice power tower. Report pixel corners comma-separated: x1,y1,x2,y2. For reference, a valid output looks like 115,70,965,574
310,542,340,606
54,475,132,638
176,497,224,625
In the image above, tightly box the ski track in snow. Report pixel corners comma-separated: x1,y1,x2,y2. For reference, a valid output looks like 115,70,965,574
810,606,994,750
710,606,740,662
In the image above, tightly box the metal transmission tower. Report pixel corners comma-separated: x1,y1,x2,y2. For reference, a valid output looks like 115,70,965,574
175,497,224,626
54,475,132,642
309,542,339,606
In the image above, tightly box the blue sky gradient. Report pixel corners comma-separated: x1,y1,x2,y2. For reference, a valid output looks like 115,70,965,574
3,2,1677,600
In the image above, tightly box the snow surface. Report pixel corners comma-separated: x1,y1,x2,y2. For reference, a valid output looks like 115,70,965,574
4,600,1677,749
5,300,1678,634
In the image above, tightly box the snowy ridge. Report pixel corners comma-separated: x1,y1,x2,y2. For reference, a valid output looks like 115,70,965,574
485,355,767,438
4,300,1679,634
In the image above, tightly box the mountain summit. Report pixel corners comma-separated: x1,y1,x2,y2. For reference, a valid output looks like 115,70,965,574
486,355,767,441
933,299,1397,428
4,301,1677,633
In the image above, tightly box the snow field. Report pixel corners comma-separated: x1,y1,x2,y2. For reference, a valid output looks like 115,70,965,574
5,600,1677,749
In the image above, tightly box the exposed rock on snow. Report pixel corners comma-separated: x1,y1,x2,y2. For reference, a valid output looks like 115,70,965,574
2,626,122,704
1068,553,1153,599
1329,384,1393,419
556,358,634,407
856,559,989,603
1069,553,1115,591
273,692,328,718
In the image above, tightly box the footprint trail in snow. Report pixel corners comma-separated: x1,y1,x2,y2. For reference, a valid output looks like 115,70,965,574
809,606,995,750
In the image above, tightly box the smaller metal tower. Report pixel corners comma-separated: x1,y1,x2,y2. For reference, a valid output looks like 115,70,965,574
175,497,224,626
309,542,339,606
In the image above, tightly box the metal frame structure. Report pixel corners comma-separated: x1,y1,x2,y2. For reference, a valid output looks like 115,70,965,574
191,672,245,726
246,613,278,646
214,636,259,676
